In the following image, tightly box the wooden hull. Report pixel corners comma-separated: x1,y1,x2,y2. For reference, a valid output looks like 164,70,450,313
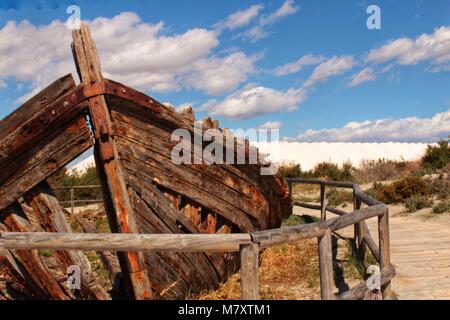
0,23,291,299
107,95,291,298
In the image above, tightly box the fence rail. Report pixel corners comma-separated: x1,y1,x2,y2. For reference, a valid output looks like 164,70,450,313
52,185,102,214
0,178,394,300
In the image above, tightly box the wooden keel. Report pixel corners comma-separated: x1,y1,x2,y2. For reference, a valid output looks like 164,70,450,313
71,23,152,299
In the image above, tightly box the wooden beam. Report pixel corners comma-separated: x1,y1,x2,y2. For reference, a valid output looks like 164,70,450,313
286,179,354,189
0,116,93,210
0,74,76,160
0,232,252,252
378,206,392,298
25,182,109,299
294,200,381,262
240,243,259,300
353,195,366,260
251,204,386,248
337,265,396,300
320,184,327,221
1,203,71,299
72,23,153,299
318,229,334,300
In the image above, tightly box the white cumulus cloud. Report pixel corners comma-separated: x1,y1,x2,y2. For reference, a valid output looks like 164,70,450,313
297,110,450,143
347,67,376,87
304,55,355,87
205,84,307,119
366,25,450,66
274,54,324,76
0,12,256,104
258,121,283,130
214,4,264,31
239,0,299,42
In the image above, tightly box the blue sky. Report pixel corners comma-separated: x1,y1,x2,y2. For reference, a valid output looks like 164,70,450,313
0,0,449,142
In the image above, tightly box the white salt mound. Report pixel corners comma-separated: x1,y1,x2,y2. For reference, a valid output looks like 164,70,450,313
69,142,430,173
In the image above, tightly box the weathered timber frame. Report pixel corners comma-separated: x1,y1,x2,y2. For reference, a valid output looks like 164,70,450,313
0,24,166,299
71,24,152,299
1,178,395,300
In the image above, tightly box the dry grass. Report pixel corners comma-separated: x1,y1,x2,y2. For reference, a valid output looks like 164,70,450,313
192,240,320,300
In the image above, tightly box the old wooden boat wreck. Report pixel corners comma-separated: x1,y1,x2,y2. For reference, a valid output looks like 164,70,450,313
0,24,291,299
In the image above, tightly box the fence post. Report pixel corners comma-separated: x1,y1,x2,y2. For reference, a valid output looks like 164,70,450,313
70,187,75,215
320,184,327,221
240,242,259,300
378,206,392,299
353,194,366,259
318,228,334,300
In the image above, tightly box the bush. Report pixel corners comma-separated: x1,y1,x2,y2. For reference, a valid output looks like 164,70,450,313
433,201,450,214
47,165,101,204
312,162,341,180
427,177,450,200
355,159,398,183
312,161,355,182
371,176,430,204
282,214,320,227
422,139,450,171
355,158,422,184
278,161,355,182
405,195,433,213
277,162,306,178
326,189,354,207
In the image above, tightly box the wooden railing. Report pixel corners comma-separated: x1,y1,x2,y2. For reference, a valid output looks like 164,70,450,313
52,185,102,214
0,179,394,300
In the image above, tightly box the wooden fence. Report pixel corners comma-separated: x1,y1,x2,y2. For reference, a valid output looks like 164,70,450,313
0,179,394,300
52,185,102,214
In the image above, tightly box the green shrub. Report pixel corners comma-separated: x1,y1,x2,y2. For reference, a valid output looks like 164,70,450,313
355,158,423,184
433,201,450,214
47,165,101,204
277,162,306,178
428,177,450,200
282,214,320,227
355,159,398,183
371,176,430,204
405,195,433,213
326,189,354,207
313,162,341,180
312,161,355,182
422,139,450,171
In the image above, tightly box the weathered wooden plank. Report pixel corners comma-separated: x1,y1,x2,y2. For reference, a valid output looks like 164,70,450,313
251,204,386,247
119,142,257,231
378,206,392,298
353,196,366,260
318,229,334,300
0,74,75,149
338,265,396,300
25,182,109,299
72,23,152,300
240,243,259,300
320,184,327,221
111,108,270,229
294,200,381,262
0,116,93,210
78,217,122,293
128,184,221,294
1,203,71,299
108,96,290,225
0,232,252,252
286,179,354,189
